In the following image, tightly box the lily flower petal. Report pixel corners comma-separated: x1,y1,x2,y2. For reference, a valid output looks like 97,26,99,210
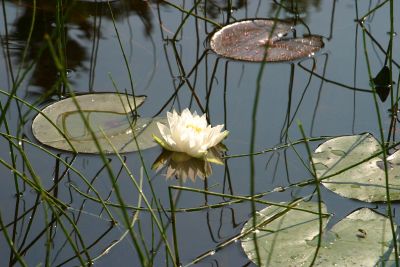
153,109,228,159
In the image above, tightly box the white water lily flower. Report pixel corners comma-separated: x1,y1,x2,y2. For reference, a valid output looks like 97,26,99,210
154,109,228,158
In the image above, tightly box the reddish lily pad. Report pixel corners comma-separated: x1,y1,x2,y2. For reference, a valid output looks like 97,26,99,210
210,19,324,62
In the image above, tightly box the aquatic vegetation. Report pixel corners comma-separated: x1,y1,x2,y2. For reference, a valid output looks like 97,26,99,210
32,93,165,153
210,19,324,62
0,0,399,266
241,201,396,266
312,133,400,202
153,108,228,159
372,66,392,102
152,109,227,181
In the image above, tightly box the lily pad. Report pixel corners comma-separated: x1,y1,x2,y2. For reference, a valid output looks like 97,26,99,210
32,93,166,154
241,202,396,266
241,201,329,266
210,19,324,62
311,208,395,266
312,133,400,202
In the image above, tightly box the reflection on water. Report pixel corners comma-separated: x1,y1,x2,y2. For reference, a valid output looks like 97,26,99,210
200,0,248,19
152,145,225,182
269,0,322,18
4,0,161,93
152,150,212,182
2,0,323,94
1,0,399,266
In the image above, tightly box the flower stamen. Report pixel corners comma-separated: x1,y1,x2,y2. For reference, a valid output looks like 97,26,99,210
186,124,203,133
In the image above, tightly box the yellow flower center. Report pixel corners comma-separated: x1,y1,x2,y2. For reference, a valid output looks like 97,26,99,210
186,124,203,133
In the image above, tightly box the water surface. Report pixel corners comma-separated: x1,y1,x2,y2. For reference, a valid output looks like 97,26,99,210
1,0,399,266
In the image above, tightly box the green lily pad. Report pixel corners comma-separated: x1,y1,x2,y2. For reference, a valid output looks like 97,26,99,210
210,19,324,62
241,202,396,266
312,133,400,202
312,208,395,266
241,201,329,266
32,93,166,154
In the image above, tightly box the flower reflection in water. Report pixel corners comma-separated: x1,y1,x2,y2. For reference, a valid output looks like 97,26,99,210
152,146,225,182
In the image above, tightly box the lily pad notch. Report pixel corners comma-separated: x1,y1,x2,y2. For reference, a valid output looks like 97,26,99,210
32,93,166,154
210,19,324,62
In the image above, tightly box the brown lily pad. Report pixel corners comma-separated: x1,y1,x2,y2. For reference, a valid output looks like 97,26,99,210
210,19,324,62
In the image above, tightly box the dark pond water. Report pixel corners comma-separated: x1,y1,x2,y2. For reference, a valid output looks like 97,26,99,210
1,0,400,266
